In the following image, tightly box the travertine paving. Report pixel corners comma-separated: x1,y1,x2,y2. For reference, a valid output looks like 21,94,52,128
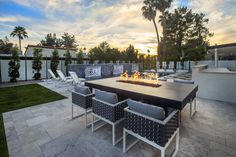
3,81,236,157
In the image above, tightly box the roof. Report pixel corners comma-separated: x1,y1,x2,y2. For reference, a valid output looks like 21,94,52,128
25,45,77,53
208,43,236,49
207,43,236,57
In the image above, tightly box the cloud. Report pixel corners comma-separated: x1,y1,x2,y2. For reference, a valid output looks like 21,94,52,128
0,0,236,54
0,17,17,22
186,0,236,44
0,15,31,22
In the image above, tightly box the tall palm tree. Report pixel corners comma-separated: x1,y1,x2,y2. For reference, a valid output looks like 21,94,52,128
10,26,28,54
155,0,173,64
142,0,160,55
142,0,173,68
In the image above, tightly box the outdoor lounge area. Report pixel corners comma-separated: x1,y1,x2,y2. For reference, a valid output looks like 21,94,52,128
2,76,236,157
1,0,236,156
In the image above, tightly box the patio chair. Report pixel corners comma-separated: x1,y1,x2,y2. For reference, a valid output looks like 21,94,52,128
166,69,175,74
157,69,165,73
69,71,86,85
56,70,73,83
91,89,128,146
176,69,188,74
173,79,197,118
72,85,95,127
123,99,179,157
48,69,60,81
173,79,194,84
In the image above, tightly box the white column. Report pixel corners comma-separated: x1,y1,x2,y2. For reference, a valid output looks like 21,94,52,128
214,48,218,68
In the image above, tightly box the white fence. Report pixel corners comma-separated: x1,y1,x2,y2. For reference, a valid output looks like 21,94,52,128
1,57,236,82
0,57,80,82
158,60,236,70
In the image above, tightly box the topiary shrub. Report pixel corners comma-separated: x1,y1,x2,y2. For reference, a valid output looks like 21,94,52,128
8,47,20,82
50,49,59,76
32,48,42,80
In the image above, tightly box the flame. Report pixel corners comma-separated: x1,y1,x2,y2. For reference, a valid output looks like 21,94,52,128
132,71,141,80
120,71,159,85
120,70,129,80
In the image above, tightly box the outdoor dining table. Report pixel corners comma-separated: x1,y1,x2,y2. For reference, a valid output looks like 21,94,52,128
85,77,198,116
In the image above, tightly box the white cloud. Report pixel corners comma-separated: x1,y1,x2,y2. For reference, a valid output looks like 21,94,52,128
1,0,236,54
0,15,31,22
0,17,17,22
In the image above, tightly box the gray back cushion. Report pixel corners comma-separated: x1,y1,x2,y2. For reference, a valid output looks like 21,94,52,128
95,89,118,104
74,85,91,95
127,99,165,120
174,79,194,84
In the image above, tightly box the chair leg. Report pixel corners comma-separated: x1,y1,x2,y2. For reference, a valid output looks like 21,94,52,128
85,109,87,127
112,124,115,146
172,129,179,157
92,114,94,132
176,130,180,152
72,103,74,119
123,129,126,153
161,148,165,157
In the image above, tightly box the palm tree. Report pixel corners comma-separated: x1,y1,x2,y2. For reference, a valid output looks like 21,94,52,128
155,0,173,64
142,0,173,68
10,26,28,54
142,0,160,54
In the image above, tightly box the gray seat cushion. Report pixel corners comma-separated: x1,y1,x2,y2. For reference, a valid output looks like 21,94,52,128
127,99,165,120
95,89,118,104
174,79,194,84
74,85,91,95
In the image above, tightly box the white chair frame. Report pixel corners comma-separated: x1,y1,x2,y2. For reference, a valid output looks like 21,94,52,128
91,99,127,146
56,70,73,83
123,109,180,157
69,71,86,85
48,69,60,81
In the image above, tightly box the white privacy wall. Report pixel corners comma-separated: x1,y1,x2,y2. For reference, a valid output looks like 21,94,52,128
0,59,69,82
1,60,10,82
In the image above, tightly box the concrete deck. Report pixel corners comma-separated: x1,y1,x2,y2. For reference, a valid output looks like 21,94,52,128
3,81,236,157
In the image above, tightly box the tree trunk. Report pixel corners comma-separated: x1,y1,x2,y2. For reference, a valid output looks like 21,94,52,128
19,38,21,54
152,18,160,44
152,18,162,69
161,12,167,64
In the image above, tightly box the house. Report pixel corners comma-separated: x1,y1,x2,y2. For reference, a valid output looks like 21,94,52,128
207,43,236,60
24,45,78,58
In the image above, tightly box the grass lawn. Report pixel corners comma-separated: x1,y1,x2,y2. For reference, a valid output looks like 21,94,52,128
0,84,66,157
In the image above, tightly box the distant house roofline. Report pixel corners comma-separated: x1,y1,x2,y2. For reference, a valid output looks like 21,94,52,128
25,45,77,53
208,43,236,49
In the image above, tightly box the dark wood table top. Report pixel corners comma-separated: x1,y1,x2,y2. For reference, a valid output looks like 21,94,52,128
85,77,198,110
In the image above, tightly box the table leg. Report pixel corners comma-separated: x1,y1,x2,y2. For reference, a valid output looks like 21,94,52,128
164,107,169,117
179,110,182,123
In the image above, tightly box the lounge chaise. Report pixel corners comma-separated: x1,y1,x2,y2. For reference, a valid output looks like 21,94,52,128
69,71,86,85
56,70,73,83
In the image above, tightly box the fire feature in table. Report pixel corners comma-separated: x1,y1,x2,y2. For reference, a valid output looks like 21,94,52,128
117,71,161,87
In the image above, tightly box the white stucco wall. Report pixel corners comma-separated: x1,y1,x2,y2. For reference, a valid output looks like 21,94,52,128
192,65,236,103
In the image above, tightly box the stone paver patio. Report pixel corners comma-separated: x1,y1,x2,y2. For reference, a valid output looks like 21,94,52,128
3,81,236,157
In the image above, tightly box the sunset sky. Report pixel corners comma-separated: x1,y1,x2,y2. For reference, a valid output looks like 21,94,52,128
0,0,236,54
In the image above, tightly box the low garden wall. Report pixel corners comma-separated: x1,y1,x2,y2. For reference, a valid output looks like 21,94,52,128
67,63,141,79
